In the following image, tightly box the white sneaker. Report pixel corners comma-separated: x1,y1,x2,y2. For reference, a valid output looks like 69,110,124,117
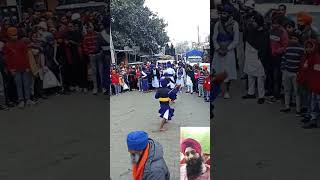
92,88,98,95
224,92,231,99
83,88,88,93
26,100,35,106
18,101,25,109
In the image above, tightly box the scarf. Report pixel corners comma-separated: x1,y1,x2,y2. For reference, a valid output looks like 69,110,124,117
132,143,150,180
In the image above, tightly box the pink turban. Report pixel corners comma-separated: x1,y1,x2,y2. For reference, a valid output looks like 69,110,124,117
181,138,202,155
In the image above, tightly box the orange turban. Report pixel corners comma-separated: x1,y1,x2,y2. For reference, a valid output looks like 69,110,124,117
7,27,17,36
297,12,313,25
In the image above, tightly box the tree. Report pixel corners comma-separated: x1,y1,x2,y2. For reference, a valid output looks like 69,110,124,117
111,0,170,53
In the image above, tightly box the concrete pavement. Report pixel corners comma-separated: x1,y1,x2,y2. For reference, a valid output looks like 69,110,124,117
0,93,108,180
213,79,320,180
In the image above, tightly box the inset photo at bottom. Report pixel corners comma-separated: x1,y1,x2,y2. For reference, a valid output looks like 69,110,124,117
180,127,210,180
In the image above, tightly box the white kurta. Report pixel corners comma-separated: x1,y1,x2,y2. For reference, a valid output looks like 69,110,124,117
176,68,185,87
243,42,265,77
152,69,159,88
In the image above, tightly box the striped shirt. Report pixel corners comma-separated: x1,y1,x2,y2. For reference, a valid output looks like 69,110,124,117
198,74,205,85
281,43,304,73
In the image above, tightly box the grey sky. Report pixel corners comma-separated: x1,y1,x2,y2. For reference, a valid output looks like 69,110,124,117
144,0,210,45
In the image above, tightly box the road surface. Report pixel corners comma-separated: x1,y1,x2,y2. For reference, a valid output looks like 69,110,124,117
0,93,108,180
213,79,320,180
110,90,210,180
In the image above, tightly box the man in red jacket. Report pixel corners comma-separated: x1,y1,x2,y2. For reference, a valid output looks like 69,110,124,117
3,27,34,108
302,39,320,129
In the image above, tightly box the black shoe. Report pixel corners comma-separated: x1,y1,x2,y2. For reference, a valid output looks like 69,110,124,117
257,98,265,104
242,94,256,99
0,105,9,111
280,108,291,113
302,120,317,129
301,108,308,114
6,101,15,107
301,118,310,123
296,111,302,117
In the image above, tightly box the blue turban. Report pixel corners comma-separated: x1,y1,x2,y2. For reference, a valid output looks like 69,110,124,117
167,61,172,68
160,77,169,88
223,4,234,14
127,131,149,151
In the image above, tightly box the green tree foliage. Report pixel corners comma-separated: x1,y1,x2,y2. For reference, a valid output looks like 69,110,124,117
111,0,170,53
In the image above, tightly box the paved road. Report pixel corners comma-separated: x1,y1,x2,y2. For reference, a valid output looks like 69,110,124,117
214,79,320,180
110,90,210,180
0,93,108,180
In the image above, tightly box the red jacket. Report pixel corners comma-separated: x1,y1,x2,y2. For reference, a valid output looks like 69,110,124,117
111,73,120,85
307,52,320,94
297,39,320,93
83,31,99,55
204,76,211,91
136,70,141,79
270,26,288,56
4,40,30,71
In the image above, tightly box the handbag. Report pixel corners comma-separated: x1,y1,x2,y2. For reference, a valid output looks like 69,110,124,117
43,68,61,89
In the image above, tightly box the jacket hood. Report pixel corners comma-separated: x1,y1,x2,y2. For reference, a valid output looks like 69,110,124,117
145,139,163,166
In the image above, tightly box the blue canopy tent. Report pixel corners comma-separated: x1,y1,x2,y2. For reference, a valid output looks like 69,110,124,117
186,49,204,58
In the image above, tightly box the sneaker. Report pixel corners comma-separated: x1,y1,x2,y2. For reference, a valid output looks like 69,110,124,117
70,86,76,91
301,117,311,123
83,88,88,93
0,105,9,111
26,100,35,106
242,94,256,99
224,92,231,99
257,98,265,104
302,120,317,129
102,88,107,94
75,86,81,92
280,108,290,113
18,101,25,109
92,88,98,95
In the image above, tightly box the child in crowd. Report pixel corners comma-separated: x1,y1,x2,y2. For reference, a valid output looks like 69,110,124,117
203,71,211,102
186,66,194,94
280,31,304,114
83,22,102,95
111,69,120,95
0,39,7,110
198,70,205,97
300,39,320,129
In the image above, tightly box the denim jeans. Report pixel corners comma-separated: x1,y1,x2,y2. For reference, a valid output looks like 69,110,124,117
204,90,210,101
198,84,204,97
311,93,320,120
14,71,31,101
0,72,5,105
89,52,103,90
114,84,121,95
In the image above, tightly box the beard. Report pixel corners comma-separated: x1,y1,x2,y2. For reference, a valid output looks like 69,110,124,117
186,156,203,180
